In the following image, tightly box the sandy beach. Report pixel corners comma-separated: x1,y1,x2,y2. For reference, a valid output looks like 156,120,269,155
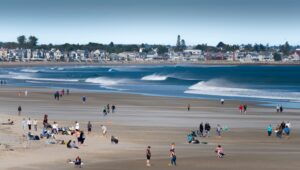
0,87,299,170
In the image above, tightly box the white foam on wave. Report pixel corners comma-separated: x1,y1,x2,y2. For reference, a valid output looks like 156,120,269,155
85,77,127,87
21,69,40,73
11,74,79,82
141,74,169,81
185,79,300,101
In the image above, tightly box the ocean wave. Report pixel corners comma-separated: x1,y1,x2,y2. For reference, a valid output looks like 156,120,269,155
185,79,300,101
141,74,169,81
21,69,40,73
85,77,126,87
11,74,79,82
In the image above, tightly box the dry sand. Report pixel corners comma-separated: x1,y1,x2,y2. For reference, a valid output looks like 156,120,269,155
0,87,299,170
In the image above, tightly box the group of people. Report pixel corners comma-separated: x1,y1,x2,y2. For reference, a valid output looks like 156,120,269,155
102,104,116,116
0,79,7,85
276,104,284,113
22,118,38,131
199,122,212,137
239,104,248,114
54,89,70,100
267,121,291,138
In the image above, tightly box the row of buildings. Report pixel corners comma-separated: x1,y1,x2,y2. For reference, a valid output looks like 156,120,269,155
0,47,300,62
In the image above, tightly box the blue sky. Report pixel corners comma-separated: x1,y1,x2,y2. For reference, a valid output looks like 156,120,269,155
0,0,299,45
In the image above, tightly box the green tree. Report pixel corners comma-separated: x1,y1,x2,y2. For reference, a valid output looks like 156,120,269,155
28,36,38,47
181,39,186,50
157,45,168,55
273,53,282,61
175,35,181,52
280,41,290,56
17,35,26,46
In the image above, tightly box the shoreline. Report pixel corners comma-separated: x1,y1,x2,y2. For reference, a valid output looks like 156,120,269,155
1,60,300,68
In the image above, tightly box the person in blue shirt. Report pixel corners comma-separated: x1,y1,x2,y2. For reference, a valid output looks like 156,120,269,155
267,124,273,136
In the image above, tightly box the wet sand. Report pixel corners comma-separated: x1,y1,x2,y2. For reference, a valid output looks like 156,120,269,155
0,87,299,170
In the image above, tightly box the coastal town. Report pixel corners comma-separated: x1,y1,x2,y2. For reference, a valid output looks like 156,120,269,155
1,35,300,63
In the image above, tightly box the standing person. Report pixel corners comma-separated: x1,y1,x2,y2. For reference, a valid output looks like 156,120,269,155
27,118,32,131
239,105,243,114
276,104,280,112
82,96,86,104
267,124,273,136
146,146,151,167
112,105,116,113
103,106,107,116
280,105,283,112
199,122,204,137
101,125,107,137
216,124,223,137
87,121,92,134
75,121,80,130
66,89,69,95
220,98,225,105
215,145,225,158
187,104,191,111
243,105,248,114
22,118,26,130
33,119,38,131
169,143,176,166
18,105,22,116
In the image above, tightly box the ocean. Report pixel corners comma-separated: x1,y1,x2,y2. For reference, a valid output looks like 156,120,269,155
0,64,300,108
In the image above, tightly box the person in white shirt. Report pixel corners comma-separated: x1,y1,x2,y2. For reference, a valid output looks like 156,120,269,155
75,121,80,130
286,121,291,128
52,122,59,134
33,119,38,131
27,118,32,131
101,125,107,137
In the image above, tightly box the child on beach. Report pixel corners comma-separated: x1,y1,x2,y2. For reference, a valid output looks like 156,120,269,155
267,124,272,136
239,105,243,114
101,125,107,137
169,143,176,166
146,146,151,166
216,124,223,137
215,145,225,158
82,96,86,104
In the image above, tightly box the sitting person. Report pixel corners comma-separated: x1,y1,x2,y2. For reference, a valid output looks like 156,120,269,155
187,134,199,144
74,156,82,168
67,140,79,149
215,145,225,158
111,136,119,144
28,132,40,140
1,119,14,125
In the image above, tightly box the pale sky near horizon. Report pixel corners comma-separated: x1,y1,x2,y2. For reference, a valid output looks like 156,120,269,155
0,0,299,46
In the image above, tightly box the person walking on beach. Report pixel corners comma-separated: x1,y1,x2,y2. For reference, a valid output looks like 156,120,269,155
75,121,80,130
107,104,110,114
267,124,272,136
169,143,176,166
82,96,86,104
239,105,243,114
187,104,191,111
27,118,32,131
87,121,92,134
216,124,223,137
243,105,248,114
18,105,22,116
199,122,204,137
66,89,70,95
33,119,38,131
101,125,107,137
204,122,211,137
146,146,151,167
280,105,283,112
112,105,116,113
215,145,225,158
220,98,225,105
276,104,280,112
103,106,107,116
